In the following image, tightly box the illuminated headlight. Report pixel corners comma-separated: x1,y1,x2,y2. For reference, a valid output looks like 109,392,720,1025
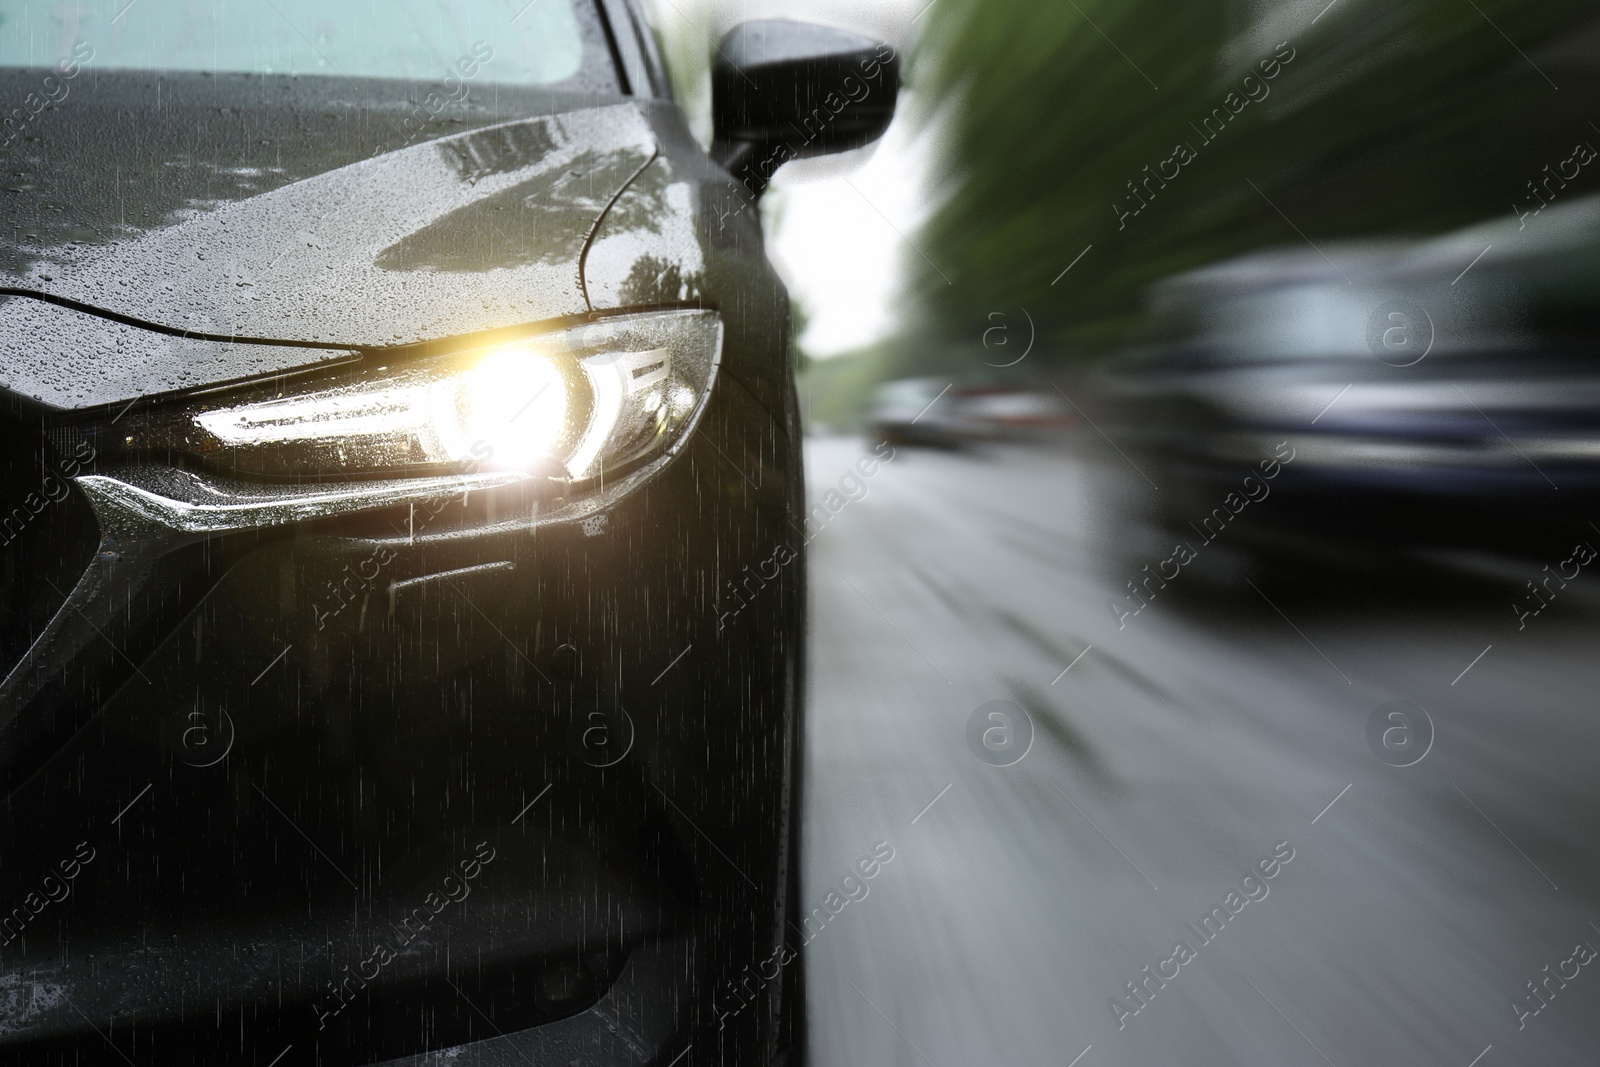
114,311,722,483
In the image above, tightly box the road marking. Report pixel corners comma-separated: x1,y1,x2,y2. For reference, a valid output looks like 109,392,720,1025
1312,783,1352,825
266,1046,294,1067
1068,1045,1093,1067
912,783,952,825
1052,644,1094,685
1451,644,1492,686
511,783,552,825
1466,1044,1492,1067
1311,0,1340,22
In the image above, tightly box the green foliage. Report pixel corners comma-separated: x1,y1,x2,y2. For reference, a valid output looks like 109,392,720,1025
798,345,896,432
908,0,1600,366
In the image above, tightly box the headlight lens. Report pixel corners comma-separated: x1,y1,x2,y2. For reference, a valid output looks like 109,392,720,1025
113,310,722,482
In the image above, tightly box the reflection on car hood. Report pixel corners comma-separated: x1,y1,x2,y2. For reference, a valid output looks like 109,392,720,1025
0,72,685,408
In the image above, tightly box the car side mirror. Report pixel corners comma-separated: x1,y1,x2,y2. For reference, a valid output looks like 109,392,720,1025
711,20,900,197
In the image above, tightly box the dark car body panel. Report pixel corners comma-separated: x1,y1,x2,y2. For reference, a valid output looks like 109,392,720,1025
0,10,807,1063
0,71,749,407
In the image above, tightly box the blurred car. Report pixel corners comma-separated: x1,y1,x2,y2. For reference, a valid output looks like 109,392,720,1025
1090,193,1600,565
953,386,1075,442
0,3,897,1064
866,377,968,448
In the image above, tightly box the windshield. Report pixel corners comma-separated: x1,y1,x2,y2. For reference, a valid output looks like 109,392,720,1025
0,0,602,86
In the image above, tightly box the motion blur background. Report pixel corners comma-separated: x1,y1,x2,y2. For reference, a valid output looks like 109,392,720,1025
658,0,1600,1064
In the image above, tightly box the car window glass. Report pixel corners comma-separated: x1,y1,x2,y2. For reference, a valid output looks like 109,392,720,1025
0,0,594,86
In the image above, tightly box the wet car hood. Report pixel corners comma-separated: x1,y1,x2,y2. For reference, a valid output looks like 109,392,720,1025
0,72,692,410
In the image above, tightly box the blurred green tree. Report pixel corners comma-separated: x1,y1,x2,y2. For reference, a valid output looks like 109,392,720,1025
905,0,1600,369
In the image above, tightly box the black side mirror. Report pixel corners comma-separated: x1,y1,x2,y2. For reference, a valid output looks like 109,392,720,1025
711,20,901,197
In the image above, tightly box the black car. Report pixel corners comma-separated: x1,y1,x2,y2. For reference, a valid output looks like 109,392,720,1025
0,3,896,1064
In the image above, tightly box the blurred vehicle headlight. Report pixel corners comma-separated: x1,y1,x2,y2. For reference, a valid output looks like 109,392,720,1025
112,310,722,484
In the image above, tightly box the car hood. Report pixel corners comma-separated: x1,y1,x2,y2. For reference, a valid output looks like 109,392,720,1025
0,72,702,410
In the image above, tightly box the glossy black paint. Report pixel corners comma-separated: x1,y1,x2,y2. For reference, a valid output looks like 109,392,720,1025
0,5,872,1063
711,21,900,196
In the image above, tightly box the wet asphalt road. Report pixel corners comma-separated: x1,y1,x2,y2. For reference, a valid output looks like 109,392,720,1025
798,434,1600,1067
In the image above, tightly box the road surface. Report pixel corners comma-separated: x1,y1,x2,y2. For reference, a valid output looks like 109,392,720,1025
800,433,1600,1067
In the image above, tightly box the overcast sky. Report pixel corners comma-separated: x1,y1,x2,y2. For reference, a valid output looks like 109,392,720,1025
647,0,933,358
